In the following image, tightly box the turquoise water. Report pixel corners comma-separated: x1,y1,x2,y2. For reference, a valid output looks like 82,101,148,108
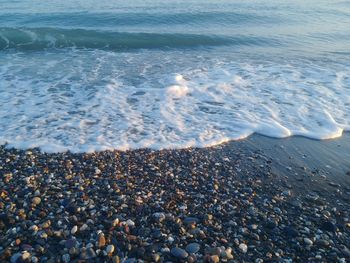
0,0,350,152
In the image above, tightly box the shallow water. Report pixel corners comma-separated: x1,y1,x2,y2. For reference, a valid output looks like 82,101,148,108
0,0,349,152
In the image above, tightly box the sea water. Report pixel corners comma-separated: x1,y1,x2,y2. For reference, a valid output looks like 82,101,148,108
0,0,349,152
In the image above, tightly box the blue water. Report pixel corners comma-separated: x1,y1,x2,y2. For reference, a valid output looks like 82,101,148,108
0,0,349,152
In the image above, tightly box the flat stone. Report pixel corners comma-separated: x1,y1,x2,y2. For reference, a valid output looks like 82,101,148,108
183,217,199,225
321,221,336,232
304,238,313,246
32,197,41,205
171,247,188,259
186,243,200,254
65,239,77,249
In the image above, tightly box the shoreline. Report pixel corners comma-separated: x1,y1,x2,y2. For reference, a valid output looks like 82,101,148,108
1,134,349,262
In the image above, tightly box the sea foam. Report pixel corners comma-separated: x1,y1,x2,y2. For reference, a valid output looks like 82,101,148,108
0,50,349,152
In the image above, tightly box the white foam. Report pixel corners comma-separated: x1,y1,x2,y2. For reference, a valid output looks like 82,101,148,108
0,50,349,152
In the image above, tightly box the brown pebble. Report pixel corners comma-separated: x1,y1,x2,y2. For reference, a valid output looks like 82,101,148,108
98,234,106,248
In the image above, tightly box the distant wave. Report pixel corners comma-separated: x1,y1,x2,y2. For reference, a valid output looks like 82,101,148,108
0,27,279,51
0,11,279,28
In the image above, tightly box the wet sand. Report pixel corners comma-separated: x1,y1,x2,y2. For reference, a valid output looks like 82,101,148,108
0,134,349,262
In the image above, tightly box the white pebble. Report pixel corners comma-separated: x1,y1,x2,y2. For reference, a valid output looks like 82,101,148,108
304,238,313,246
71,225,78,235
239,243,248,253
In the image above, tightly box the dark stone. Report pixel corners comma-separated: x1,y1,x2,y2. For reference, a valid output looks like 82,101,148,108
321,221,336,232
171,247,188,259
186,243,200,254
284,226,298,238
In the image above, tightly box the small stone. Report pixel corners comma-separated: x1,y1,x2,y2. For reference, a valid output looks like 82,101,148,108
97,234,106,248
316,239,330,247
71,225,78,235
32,197,41,205
112,256,120,263
184,217,199,225
126,219,135,227
10,253,21,263
152,253,161,262
29,225,39,232
239,243,248,253
106,245,115,254
321,221,336,232
41,220,51,229
80,224,88,231
22,251,31,261
62,254,70,263
186,243,200,254
153,212,166,223
80,247,97,260
171,247,188,259
210,255,220,263
65,239,77,249
112,218,119,227
304,238,313,246
284,226,298,238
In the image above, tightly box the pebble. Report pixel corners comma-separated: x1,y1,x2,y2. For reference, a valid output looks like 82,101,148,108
62,254,70,263
10,253,21,263
71,225,78,235
186,243,200,254
31,197,41,205
106,244,115,254
184,217,199,225
304,238,313,246
171,247,188,259
153,212,166,222
97,233,106,248
239,243,248,253
80,247,97,260
0,144,349,263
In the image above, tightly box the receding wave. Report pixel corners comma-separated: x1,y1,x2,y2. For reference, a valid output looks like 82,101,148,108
0,51,349,152
0,27,279,51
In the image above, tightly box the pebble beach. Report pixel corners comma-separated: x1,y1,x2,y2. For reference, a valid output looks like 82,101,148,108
1,137,350,263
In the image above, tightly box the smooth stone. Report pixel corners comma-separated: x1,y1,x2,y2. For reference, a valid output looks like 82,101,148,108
186,243,200,254
321,221,336,232
210,255,220,263
153,212,166,223
171,247,188,259
106,245,115,254
10,253,21,263
65,239,77,249
316,239,330,247
32,197,41,205
124,258,136,263
284,226,298,238
97,234,106,248
62,254,70,263
22,251,31,261
184,217,199,225
126,219,135,227
239,243,248,253
304,238,313,246
71,225,78,235
80,248,97,260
